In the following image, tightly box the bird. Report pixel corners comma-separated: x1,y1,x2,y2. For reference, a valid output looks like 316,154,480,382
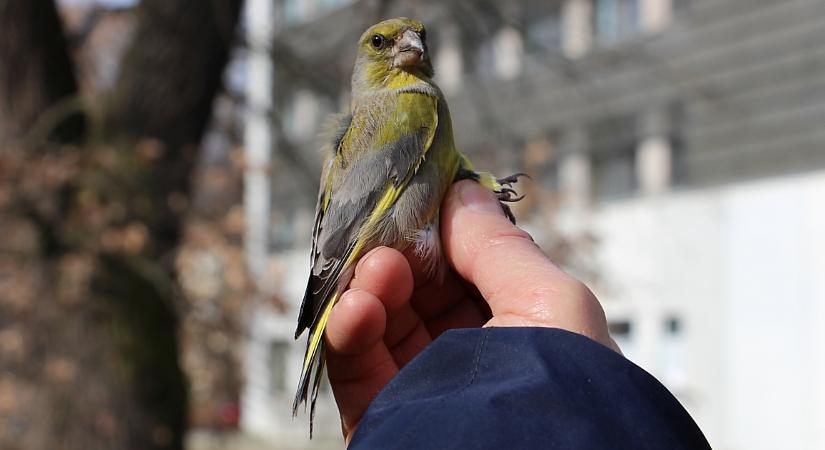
292,17,525,434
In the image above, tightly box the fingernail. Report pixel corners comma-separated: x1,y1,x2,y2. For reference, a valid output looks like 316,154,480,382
458,181,503,215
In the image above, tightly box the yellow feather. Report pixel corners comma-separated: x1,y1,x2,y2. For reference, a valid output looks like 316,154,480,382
301,291,338,373
460,154,501,190
386,71,424,90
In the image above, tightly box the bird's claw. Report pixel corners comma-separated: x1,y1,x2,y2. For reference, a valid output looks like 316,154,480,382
495,189,525,203
497,172,529,187
500,203,517,224
494,173,528,203
493,173,528,224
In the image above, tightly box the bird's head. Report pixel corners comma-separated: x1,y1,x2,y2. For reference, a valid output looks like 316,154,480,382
353,18,433,92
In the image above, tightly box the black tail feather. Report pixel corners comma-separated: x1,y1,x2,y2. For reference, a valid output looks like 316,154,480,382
292,330,327,438
309,343,326,438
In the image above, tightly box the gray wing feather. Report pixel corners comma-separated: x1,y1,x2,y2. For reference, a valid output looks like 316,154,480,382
294,122,426,338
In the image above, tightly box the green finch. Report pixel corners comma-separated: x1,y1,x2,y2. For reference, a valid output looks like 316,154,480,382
292,17,524,433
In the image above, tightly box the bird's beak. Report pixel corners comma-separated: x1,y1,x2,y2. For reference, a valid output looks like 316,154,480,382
394,29,426,70
398,29,424,55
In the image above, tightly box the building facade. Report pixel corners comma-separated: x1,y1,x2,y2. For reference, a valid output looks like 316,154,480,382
242,1,825,449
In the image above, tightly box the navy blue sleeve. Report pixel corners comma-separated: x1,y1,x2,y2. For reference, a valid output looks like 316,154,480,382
349,327,710,450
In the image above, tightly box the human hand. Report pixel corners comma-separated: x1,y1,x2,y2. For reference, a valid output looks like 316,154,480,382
325,180,618,442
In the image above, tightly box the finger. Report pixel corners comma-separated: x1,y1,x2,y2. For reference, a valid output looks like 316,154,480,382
407,264,468,320
351,247,432,364
403,245,477,322
351,246,414,313
424,297,487,339
326,288,387,357
440,181,612,346
403,246,436,289
440,181,560,317
387,320,431,367
325,289,398,441
402,217,488,338
406,258,486,342
407,253,488,335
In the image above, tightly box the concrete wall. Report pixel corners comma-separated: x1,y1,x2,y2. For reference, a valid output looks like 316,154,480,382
447,0,825,187
595,170,825,450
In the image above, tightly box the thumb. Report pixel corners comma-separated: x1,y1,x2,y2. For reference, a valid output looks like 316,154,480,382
440,181,615,348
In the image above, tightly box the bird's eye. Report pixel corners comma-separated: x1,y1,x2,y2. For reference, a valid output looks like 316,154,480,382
419,29,427,43
371,34,385,49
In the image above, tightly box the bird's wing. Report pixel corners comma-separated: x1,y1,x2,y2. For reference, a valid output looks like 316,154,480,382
295,93,438,337
293,92,439,419
293,114,351,339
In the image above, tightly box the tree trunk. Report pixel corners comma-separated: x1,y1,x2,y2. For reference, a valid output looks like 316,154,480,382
91,1,245,448
106,0,244,253
0,0,84,146
0,0,244,449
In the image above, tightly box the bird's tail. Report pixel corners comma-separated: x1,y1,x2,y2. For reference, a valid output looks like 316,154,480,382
292,292,338,437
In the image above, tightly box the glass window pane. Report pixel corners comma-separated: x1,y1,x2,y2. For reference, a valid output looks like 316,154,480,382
268,341,289,393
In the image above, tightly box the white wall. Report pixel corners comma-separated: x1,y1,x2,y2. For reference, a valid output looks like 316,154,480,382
241,249,343,445
592,171,825,450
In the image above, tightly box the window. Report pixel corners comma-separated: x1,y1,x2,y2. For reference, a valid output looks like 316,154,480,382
525,3,563,54
672,0,693,14
524,133,560,191
593,147,636,200
318,0,347,8
268,341,289,393
474,38,497,79
589,114,638,201
609,319,637,361
281,0,305,25
434,31,463,92
593,0,640,45
283,90,322,143
668,102,688,186
661,315,687,388
474,27,523,80
278,0,353,26
609,320,631,336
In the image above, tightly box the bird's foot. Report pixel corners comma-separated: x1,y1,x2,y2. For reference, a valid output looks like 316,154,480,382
495,187,524,203
497,172,529,188
494,173,529,203
494,173,529,224
500,203,517,224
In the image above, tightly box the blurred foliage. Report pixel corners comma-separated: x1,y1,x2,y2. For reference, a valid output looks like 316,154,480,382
0,0,245,449
0,140,187,450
